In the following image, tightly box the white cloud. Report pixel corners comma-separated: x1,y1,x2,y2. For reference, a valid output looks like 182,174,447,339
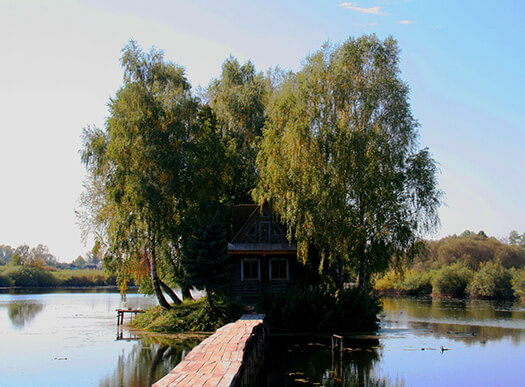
338,2,385,15
399,20,416,24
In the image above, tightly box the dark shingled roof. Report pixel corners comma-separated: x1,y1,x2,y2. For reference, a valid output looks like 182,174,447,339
232,204,259,238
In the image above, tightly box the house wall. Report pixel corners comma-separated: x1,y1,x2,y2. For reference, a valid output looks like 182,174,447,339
228,254,296,301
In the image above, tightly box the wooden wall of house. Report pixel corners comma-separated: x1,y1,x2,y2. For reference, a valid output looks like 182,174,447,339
228,255,297,301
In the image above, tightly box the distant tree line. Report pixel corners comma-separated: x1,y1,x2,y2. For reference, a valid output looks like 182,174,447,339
375,230,525,300
0,243,100,269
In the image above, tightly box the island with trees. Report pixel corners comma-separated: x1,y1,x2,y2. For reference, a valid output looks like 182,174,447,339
76,34,447,333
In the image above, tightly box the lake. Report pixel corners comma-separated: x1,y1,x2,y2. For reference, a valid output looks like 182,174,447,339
0,289,201,387
1,292,524,386
264,297,525,386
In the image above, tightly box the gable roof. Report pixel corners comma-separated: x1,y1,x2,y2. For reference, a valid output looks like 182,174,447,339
228,204,296,254
232,204,259,239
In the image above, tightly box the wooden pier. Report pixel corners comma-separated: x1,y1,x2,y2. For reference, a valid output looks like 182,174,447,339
116,308,144,325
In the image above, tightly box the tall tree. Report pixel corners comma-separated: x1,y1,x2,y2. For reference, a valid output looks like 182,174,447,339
255,35,441,290
207,57,267,203
80,41,236,308
80,41,199,308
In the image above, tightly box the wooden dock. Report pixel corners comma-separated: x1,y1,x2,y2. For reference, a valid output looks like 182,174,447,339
116,308,144,325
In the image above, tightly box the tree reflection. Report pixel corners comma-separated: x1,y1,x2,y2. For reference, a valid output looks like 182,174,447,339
8,302,44,329
382,297,525,346
264,335,394,386
98,334,202,387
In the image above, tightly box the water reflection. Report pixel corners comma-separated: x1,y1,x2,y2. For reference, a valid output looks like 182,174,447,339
99,335,202,387
7,301,44,329
264,335,395,386
381,297,525,346
265,297,525,386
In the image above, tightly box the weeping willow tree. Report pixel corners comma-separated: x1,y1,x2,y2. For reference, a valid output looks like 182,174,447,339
80,41,232,308
255,35,442,290
207,57,267,204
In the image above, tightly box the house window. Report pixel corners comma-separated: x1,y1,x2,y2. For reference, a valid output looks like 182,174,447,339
270,258,289,281
242,258,260,281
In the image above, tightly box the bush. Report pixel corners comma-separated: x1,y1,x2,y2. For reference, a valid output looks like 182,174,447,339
258,286,381,333
0,273,14,287
2,265,58,287
53,269,111,287
402,270,433,296
512,269,525,301
374,270,403,293
432,263,473,297
131,297,245,333
374,269,433,296
467,262,514,300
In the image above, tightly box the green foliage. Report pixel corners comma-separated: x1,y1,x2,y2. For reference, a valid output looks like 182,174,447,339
80,41,237,307
508,230,525,246
258,287,381,333
432,263,473,297
402,270,434,296
181,209,230,297
207,57,267,203
72,256,87,269
467,262,513,300
1,265,58,287
131,297,244,333
511,269,525,300
374,270,404,293
0,272,14,287
0,267,114,288
413,231,525,270
254,35,441,290
374,269,433,296
52,269,115,287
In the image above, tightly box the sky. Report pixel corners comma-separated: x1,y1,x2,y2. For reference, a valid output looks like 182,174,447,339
0,0,524,262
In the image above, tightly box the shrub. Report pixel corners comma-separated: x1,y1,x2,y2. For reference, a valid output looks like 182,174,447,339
258,286,381,333
402,270,433,296
374,270,403,293
131,297,244,333
0,273,14,287
3,265,58,287
512,269,525,300
432,263,473,297
374,269,433,296
467,262,514,300
52,269,116,287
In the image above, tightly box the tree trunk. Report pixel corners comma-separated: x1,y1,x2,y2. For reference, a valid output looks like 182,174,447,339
159,279,183,304
149,237,172,310
358,248,367,291
182,285,193,301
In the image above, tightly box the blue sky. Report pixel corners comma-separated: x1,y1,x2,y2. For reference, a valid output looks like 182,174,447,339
0,0,523,261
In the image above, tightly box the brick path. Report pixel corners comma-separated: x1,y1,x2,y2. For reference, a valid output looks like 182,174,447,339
153,314,265,387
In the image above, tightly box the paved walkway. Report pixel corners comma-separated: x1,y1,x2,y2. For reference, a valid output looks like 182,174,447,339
153,314,265,387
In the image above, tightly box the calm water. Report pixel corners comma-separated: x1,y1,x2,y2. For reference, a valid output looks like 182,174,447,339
265,297,525,386
0,290,201,387
2,292,524,386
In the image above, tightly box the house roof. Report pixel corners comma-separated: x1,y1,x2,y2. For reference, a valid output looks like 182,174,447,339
229,204,296,254
232,204,259,238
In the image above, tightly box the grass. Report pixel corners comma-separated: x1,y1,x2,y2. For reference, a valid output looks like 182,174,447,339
130,296,245,333
0,265,116,288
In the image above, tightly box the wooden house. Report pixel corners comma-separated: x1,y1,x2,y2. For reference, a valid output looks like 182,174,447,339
227,204,298,302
